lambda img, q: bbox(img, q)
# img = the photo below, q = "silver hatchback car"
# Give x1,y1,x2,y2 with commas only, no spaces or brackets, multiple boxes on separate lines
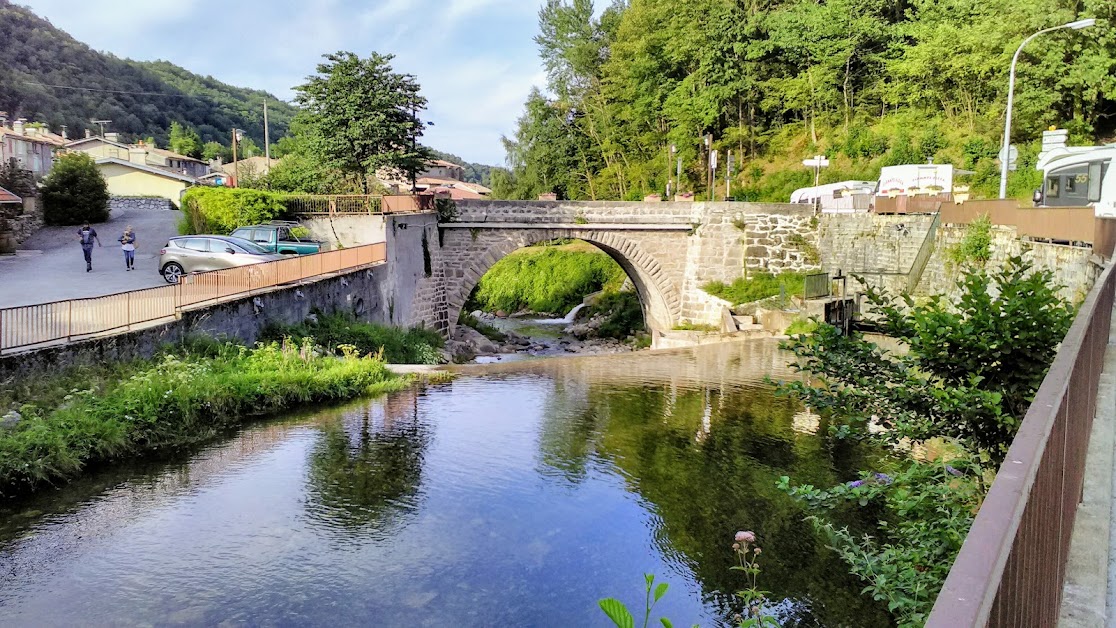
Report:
159,235,285,283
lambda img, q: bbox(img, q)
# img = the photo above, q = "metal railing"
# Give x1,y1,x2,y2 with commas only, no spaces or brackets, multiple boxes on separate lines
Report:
0,243,387,355
905,211,941,294
280,195,383,216
926,260,1116,627
804,273,831,300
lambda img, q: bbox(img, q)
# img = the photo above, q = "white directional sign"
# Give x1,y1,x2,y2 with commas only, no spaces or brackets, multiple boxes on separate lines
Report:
803,156,830,168
998,145,1019,171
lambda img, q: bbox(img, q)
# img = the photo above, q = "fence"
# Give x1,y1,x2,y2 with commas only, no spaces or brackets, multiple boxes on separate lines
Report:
926,260,1116,627
0,243,387,355
940,201,1096,244
281,195,382,216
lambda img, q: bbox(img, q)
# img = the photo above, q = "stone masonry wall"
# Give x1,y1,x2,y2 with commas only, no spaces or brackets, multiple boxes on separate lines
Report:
11,196,43,244
917,225,1100,303
817,213,937,294
384,212,448,333
109,196,176,213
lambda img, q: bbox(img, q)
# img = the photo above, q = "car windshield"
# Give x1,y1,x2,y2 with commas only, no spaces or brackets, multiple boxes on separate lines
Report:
224,237,272,255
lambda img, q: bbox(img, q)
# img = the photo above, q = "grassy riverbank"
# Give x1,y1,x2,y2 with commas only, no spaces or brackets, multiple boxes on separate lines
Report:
0,337,411,496
469,242,625,315
261,313,444,365
704,271,806,305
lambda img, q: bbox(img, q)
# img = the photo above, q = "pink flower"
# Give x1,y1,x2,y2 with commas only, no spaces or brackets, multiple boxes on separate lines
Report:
735,530,756,543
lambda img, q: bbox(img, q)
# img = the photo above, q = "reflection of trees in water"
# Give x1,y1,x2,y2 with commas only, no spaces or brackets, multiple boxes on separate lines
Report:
535,375,890,627
304,391,431,537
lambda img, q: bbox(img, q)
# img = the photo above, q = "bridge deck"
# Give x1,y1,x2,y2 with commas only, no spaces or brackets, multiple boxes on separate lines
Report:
440,222,694,231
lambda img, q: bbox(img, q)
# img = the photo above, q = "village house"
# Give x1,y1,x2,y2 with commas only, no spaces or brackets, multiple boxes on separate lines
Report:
65,134,210,178
0,116,58,178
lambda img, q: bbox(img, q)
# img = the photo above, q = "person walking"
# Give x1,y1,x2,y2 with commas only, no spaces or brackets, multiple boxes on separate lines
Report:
77,223,101,272
119,225,137,271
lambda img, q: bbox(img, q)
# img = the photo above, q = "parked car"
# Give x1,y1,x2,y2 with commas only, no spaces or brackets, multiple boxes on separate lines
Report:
159,235,285,284
229,222,323,255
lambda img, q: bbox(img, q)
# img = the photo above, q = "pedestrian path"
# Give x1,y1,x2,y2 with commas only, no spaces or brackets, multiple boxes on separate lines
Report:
0,206,179,308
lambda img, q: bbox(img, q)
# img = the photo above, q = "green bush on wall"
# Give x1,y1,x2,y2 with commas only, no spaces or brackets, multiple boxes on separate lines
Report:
179,187,291,235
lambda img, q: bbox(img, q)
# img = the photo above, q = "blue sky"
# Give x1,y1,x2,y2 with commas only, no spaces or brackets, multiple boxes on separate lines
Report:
21,0,549,165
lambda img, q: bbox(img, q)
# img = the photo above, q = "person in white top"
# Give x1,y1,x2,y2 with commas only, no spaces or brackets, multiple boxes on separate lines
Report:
119,225,137,271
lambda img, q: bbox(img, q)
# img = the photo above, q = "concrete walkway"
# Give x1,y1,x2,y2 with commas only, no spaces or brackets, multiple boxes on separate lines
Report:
1059,305,1116,626
0,206,180,308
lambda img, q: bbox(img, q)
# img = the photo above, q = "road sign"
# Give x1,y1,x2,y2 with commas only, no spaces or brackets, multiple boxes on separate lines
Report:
998,145,1019,171
802,156,830,168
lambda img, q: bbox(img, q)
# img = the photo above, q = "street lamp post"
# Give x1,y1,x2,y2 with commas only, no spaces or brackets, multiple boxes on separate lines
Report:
999,18,1095,199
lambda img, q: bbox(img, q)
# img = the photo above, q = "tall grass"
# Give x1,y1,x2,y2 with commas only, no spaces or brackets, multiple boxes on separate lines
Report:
703,272,807,305
0,338,407,496
261,312,444,365
470,246,626,314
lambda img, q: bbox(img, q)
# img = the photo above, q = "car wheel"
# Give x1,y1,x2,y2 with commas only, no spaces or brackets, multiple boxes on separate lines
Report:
162,262,185,284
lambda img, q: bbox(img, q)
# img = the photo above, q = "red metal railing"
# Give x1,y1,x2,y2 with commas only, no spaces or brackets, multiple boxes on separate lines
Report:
0,242,387,355
926,261,1116,627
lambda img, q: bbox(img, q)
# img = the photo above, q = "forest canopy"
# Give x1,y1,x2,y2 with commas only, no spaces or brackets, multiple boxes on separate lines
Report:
493,0,1116,202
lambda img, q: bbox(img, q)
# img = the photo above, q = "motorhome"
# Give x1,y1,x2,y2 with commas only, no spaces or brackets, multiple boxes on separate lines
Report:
876,164,954,198
789,180,875,212
1035,144,1116,216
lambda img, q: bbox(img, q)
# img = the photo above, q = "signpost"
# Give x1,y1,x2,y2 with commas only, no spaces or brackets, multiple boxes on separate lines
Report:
802,155,830,213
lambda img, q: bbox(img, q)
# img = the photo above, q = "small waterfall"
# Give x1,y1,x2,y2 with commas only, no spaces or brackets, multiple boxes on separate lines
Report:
537,303,588,325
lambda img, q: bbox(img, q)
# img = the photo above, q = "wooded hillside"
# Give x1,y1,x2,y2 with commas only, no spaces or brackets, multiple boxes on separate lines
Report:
0,1,295,148
494,0,1116,202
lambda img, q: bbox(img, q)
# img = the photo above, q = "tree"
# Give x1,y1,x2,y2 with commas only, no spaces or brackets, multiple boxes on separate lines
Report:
293,51,430,188
41,153,110,225
202,141,230,162
168,121,202,158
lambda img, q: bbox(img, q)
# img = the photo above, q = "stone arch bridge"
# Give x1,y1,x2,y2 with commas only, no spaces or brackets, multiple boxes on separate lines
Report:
376,200,821,335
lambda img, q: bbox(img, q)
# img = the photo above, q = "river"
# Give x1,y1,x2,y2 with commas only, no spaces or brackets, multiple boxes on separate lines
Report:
0,340,890,627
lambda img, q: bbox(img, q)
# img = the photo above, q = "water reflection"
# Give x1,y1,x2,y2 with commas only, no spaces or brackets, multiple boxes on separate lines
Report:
304,391,431,539
0,340,889,627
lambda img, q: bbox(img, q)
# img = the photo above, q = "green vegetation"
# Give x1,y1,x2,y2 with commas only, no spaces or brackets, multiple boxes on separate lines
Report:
672,321,719,332
293,52,430,189
704,272,807,306
179,187,291,235
494,0,1114,202
948,213,994,268
168,121,203,159
0,338,408,496
588,290,646,339
40,153,109,225
783,318,819,336
776,256,1074,625
261,313,444,365
470,244,625,314
0,4,295,148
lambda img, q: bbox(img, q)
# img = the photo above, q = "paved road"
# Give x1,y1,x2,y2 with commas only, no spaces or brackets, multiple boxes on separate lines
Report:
0,206,181,308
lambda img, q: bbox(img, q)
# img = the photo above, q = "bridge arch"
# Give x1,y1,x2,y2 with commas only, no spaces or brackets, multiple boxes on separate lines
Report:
445,228,682,334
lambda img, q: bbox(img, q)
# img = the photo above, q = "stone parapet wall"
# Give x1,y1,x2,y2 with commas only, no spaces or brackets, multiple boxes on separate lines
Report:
11,197,43,244
109,197,176,213
453,199,811,225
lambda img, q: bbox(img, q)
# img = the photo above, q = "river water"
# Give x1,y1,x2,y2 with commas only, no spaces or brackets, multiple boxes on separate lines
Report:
0,340,890,627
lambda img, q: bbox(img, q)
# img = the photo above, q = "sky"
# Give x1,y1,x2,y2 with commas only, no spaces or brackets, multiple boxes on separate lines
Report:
20,0,550,166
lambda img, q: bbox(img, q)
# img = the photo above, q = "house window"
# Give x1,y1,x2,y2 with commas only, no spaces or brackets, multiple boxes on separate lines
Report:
1046,176,1060,198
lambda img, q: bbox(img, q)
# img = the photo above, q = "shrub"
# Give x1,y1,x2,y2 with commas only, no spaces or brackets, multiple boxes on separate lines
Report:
180,186,291,234
590,290,645,339
41,153,110,225
948,214,992,268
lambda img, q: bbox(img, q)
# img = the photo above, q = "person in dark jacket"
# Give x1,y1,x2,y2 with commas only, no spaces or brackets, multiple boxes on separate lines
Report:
77,223,101,272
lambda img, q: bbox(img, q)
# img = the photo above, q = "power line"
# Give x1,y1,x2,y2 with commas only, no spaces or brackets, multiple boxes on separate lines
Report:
18,81,190,98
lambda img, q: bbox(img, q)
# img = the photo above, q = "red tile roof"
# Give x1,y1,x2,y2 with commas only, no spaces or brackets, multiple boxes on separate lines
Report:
0,185,22,204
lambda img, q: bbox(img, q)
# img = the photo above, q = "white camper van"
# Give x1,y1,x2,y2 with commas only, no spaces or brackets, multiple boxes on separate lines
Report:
1035,145,1116,216
876,164,954,197
789,180,875,212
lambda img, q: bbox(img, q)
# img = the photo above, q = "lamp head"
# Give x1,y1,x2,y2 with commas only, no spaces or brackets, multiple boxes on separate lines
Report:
1066,18,1096,29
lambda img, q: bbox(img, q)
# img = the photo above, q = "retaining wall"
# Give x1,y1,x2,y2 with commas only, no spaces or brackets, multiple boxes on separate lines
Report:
109,197,176,213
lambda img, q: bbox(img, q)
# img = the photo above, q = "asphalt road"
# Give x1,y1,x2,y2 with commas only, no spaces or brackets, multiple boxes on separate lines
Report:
0,206,181,308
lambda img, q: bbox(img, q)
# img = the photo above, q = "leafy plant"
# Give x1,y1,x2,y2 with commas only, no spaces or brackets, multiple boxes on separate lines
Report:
599,574,672,628
782,318,817,336
261,312,444,365
590,290,646,339
179,186,291,234
947,214,992,268
40,152,109,225
704,272,806,306
469,245,625,314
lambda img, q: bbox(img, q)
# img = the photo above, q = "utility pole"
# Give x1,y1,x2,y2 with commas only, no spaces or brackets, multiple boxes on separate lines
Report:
676,156,682,199
704,134,713,200
231,128,242,188
263,100,271,175
709,149,719,201
666,144,675,198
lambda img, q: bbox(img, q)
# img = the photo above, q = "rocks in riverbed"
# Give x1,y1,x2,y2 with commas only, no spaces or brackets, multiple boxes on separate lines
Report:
566,314,606,340
1,409,21,429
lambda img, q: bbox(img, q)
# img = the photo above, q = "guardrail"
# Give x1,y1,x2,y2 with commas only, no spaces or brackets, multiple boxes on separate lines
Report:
927,260,1116,627
0,243,386,355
